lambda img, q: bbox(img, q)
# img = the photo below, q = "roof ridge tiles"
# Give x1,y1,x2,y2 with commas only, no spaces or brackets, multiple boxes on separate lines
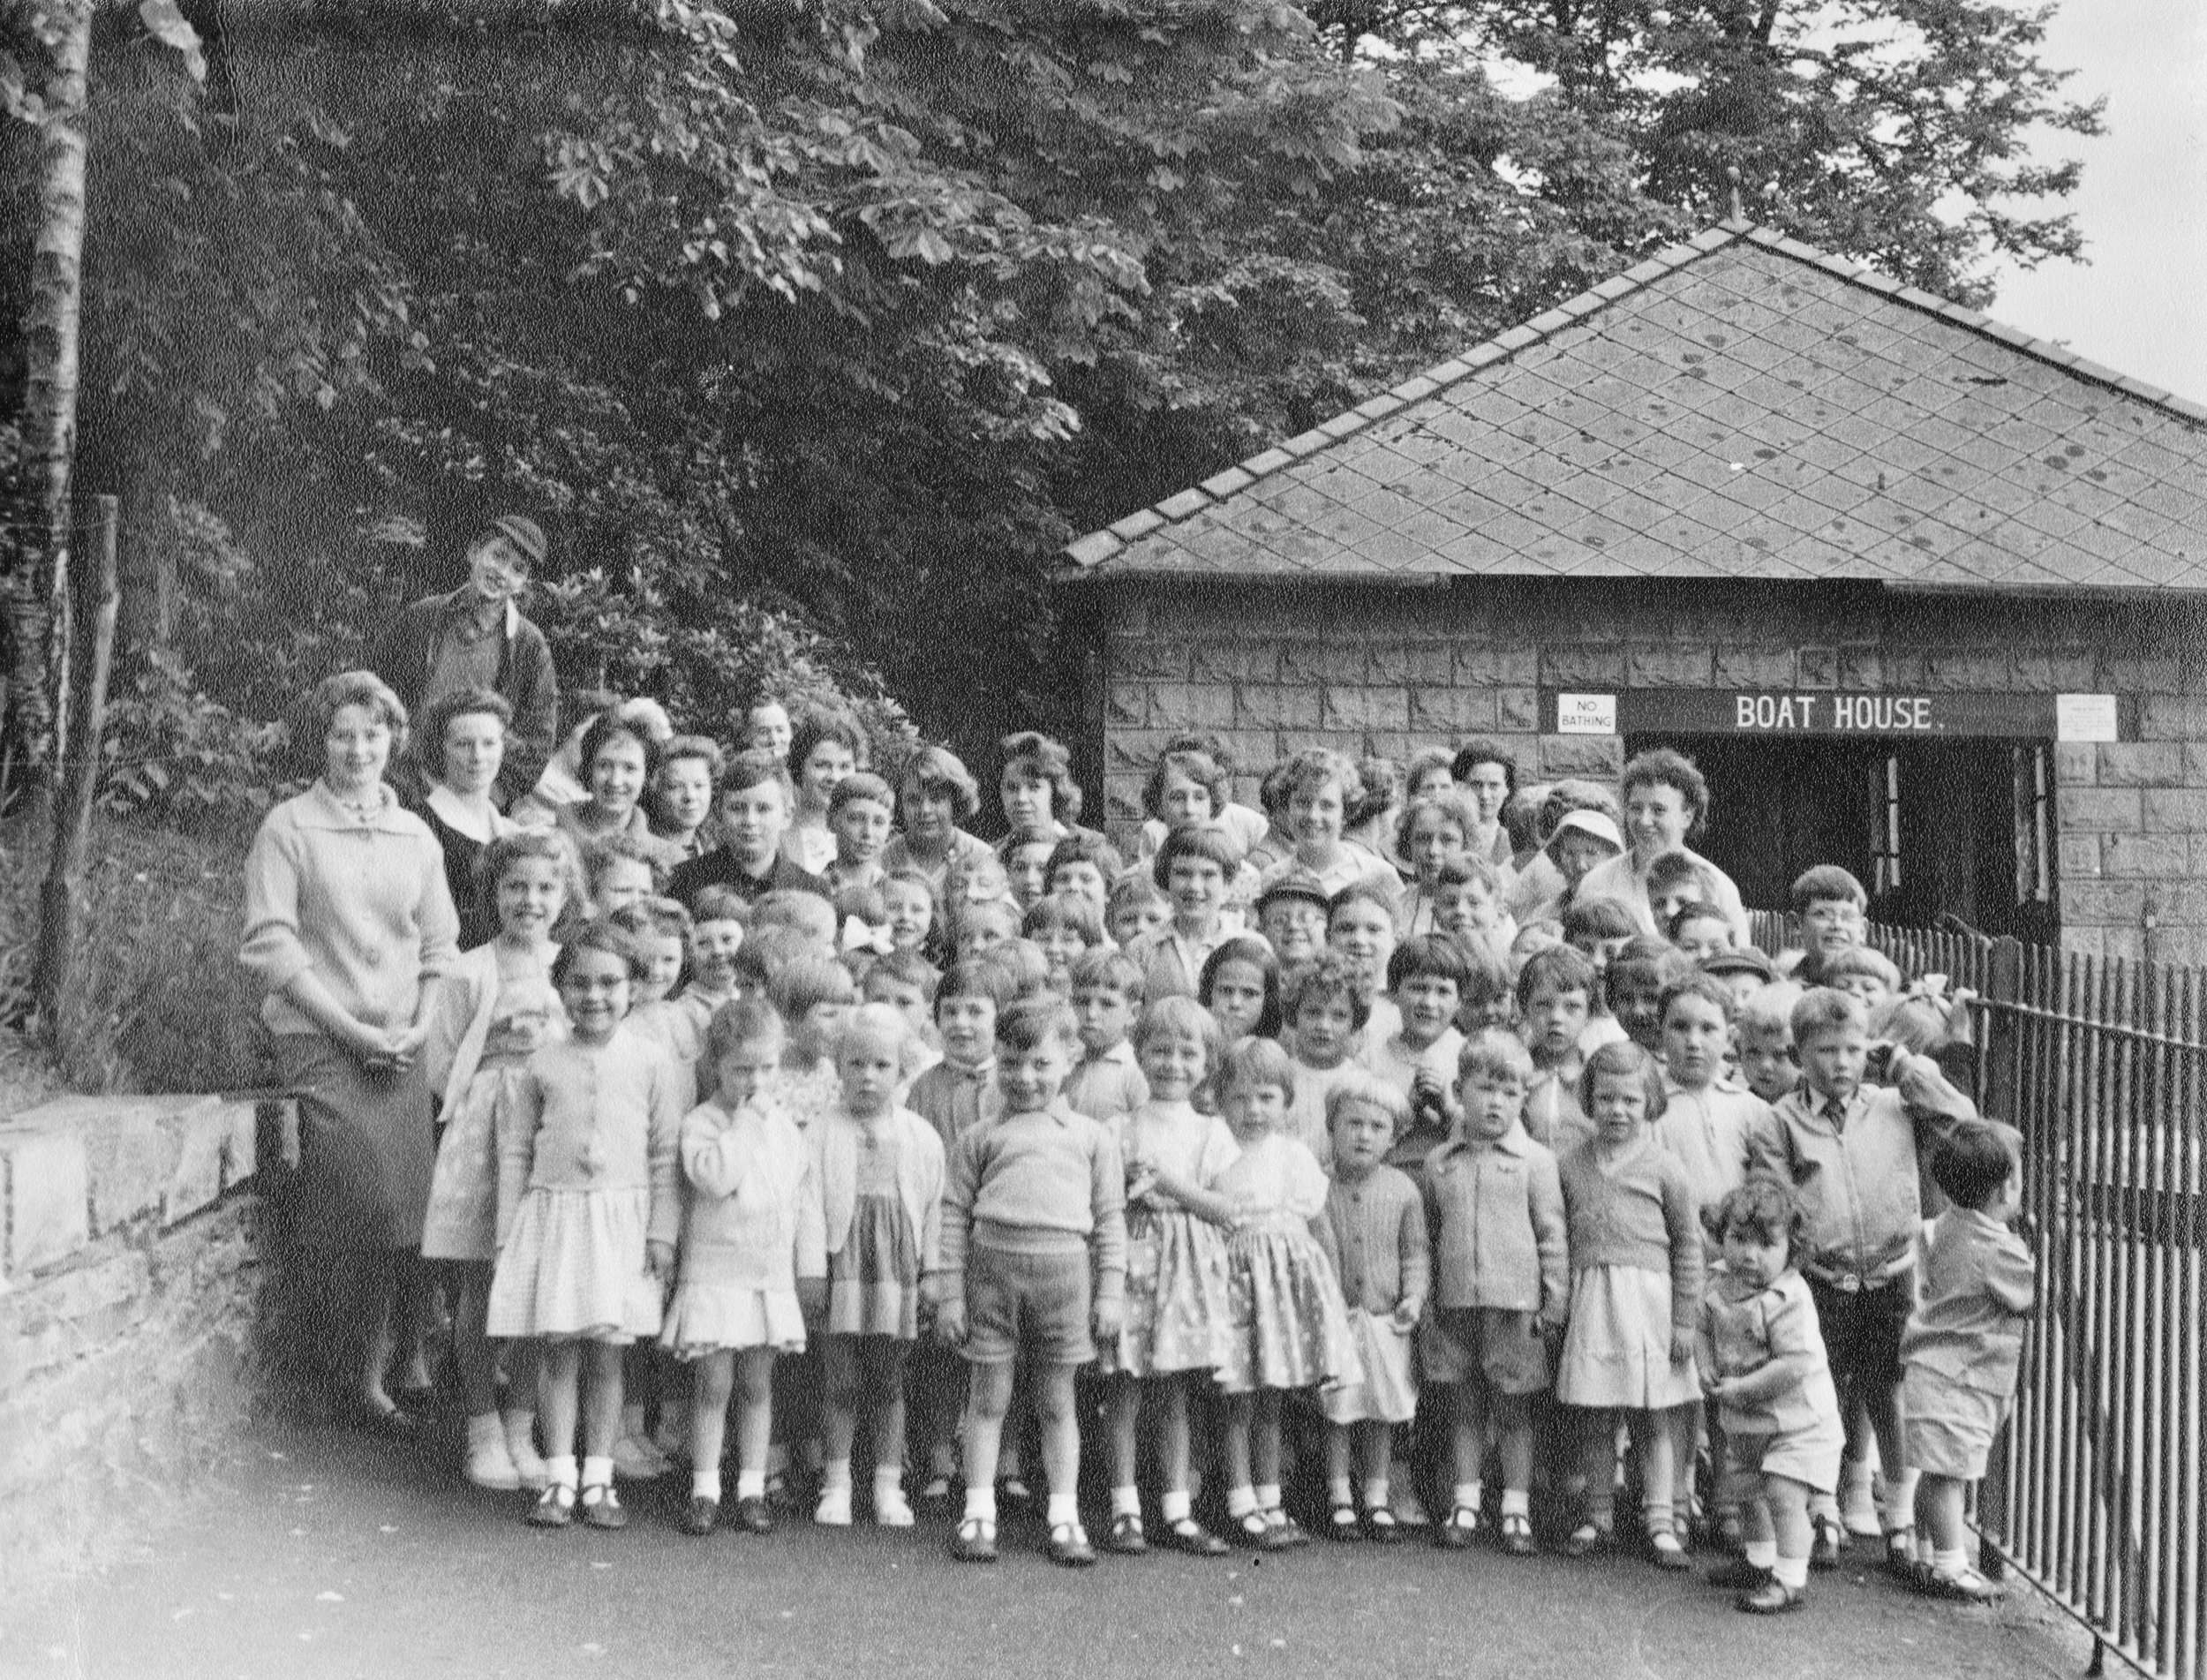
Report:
1060,220,2207,579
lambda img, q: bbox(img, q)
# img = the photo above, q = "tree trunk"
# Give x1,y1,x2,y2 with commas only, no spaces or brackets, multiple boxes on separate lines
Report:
1,0,94,825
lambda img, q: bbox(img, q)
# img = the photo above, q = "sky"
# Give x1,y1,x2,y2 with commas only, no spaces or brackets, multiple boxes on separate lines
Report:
1985,0,2207,403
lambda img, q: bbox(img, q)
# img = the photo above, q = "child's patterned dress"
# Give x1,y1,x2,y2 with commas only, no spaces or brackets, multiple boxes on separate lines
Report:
1107,1100,1239,1377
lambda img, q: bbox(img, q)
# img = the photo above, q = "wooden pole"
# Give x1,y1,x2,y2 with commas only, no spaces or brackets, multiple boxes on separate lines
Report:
33,493,118,1044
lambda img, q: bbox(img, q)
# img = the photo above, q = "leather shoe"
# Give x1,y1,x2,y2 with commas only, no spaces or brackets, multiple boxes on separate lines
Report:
733,1495,775,1534
1048,1522,1098,1567
680,1496,719,1537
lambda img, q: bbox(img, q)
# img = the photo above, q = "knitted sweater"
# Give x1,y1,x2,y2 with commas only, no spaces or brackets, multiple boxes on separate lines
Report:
1325,1164,1431,1316
1556,1133,1704,1335
938,1101,1128,1312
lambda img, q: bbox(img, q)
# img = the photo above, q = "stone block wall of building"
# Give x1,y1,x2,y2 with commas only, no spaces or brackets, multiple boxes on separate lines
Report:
1,1094,279,1588
1084,576,2207,963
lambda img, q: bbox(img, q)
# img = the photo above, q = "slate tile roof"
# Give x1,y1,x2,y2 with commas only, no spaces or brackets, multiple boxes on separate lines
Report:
1060,222,2207,591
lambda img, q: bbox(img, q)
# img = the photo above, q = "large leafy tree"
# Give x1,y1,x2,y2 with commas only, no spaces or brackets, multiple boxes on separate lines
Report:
13,0,2095,797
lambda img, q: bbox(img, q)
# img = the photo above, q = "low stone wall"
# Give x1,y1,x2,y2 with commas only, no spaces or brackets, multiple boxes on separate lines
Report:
0,1093,281,1586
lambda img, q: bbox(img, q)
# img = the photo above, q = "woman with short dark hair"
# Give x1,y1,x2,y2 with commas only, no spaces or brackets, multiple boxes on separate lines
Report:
414,686,516,949
1576,749,1750,944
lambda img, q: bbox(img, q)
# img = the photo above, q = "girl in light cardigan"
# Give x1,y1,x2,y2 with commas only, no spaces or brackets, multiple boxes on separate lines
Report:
486,923,682,1532
802,1005,946,1528
662,998,825,1539
1554,1041,1705,1567
420,831,569,1494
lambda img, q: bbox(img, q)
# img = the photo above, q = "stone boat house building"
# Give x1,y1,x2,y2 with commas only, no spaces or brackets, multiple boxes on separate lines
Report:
1057,220,2207,961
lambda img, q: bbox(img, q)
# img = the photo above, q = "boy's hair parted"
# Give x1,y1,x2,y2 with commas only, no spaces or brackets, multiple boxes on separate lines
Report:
1386,931,1474,994
722,746,795,799
1790,864,1869,913
1458,1026,1535,1089
1658,970,1737,1026
1562,895,1639,945
1217,1033,1297,1106
1326,1066,1410,1135
1701,1173,1810,1253
704,996,785,1066
1929,1119,2023,1210
1578,1039,1669,1120
766,952,858,1021
1199,935,1283,1037
1515,942,1598,1010
1068,945,1145,1002
1282,950,1372,1030
552,917,644,984
938,955,1021,1013
994,994,1079,1055
862,947,941,1003
1789,985,1869,1046
1150,821,1244,889
828,769,896,818
1132,992,1223,1065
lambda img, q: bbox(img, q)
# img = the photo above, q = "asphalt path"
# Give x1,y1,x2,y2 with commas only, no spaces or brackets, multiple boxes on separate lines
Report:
11,1424,2094,1680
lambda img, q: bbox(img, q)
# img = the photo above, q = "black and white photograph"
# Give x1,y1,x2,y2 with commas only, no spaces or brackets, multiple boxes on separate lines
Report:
1,1,2201,1674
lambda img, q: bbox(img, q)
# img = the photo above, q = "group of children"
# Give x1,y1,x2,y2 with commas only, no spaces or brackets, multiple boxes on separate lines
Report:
416,715,2036,1616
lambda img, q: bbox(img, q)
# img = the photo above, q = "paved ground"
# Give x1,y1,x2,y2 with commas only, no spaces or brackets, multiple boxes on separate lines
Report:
11,1424,2095,1680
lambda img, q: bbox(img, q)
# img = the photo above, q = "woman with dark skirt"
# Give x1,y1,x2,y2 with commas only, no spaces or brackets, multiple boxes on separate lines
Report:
243,669,462,1432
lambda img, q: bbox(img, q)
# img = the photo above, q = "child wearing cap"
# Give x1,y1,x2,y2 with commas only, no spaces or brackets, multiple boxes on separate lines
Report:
1255,872,1331,968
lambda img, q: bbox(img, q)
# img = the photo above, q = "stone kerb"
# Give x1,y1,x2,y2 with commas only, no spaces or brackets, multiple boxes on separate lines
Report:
2,1093,282,1586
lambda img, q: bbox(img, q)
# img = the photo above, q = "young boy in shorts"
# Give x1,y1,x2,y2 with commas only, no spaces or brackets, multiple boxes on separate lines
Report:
1420,1028,1567,1555
938,998,1128,1567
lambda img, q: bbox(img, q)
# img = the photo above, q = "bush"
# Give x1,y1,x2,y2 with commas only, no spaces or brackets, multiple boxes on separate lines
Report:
98,647,285,823
0,815,267,1096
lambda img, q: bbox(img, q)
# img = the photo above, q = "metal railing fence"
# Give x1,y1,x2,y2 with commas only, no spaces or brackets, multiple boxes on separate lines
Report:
1748,912,2205,1678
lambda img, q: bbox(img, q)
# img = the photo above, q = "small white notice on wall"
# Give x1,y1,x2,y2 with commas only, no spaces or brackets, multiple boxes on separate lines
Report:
1556,693,1619,735
2055,694,2119,742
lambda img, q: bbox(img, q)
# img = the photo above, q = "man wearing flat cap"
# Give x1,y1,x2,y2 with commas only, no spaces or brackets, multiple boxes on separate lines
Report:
371,513,561,806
